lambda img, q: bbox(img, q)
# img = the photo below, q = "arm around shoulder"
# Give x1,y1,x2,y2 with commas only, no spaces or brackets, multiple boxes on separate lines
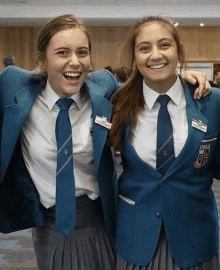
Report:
86,69,119,99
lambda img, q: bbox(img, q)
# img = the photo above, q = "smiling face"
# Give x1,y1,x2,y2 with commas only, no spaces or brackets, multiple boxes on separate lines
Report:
135,22,178,94
41,27,91,98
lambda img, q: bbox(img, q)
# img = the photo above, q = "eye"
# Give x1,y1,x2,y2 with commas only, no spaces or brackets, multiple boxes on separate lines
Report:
139,46,150,52
160,43,171,49
57,50,68,56
77,49,90,57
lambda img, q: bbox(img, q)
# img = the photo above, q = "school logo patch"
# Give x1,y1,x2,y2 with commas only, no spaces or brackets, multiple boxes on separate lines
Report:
194,144,210,169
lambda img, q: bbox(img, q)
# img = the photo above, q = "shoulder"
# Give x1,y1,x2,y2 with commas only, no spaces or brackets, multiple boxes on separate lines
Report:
0,65,32,78
205,88,220,111
86,69,119,99
0,66,41,106
199,87,220,104
0,66,35,87
182,80,220,104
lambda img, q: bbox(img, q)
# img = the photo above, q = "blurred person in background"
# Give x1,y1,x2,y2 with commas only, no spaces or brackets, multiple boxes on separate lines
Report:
115,66,131,87
209,70,220,88
104,65,115,75
2,54,15,68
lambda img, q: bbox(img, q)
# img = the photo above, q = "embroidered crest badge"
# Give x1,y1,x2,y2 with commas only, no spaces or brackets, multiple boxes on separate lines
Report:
194,144,210,169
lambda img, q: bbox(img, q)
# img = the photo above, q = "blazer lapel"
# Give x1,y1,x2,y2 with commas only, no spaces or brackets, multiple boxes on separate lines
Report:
85,80,113,172
166,81,208,178
1,83,41,179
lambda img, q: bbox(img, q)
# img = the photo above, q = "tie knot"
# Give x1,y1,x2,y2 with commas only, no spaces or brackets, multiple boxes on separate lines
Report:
157,94,170,108
56,98,74,111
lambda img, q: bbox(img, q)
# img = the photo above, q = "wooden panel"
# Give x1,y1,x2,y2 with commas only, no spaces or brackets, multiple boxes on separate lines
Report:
178,26,220,62
89,26,129,70
0,25,220,71
90,26,220,70
0,28,8,70
0,26,40,71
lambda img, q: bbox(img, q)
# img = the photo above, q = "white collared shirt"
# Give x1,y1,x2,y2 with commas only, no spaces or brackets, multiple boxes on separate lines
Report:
20,81,99,209
131,76,188,169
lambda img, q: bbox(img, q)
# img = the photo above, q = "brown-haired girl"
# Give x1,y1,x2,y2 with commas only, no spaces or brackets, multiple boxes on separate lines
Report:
0,14,118,270
110,16,220,270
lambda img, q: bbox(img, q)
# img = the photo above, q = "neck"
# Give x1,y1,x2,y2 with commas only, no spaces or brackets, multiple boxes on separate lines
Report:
144,74,177,94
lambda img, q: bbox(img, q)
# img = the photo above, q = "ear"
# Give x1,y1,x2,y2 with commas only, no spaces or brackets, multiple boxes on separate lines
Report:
39,60,47,71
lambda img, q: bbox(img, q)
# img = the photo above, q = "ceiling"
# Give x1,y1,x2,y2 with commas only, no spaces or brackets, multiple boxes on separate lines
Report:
0,0,220,27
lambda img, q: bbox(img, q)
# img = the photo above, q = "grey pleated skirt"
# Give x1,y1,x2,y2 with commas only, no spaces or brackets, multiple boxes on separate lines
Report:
116,227,219,270
32,195,116,270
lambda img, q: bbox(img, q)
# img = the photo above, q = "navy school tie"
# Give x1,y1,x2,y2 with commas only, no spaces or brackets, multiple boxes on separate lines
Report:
55,98,75,236
156,94,175,175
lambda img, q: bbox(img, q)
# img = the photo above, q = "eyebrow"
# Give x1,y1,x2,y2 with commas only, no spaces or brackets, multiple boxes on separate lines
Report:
136,38,174,48
54,46,89,51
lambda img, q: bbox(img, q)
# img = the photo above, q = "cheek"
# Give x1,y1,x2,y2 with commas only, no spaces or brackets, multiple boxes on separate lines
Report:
172,50,179,62
171,55,178,69
135,54,145,68
46,61,62,77
85,57,92,70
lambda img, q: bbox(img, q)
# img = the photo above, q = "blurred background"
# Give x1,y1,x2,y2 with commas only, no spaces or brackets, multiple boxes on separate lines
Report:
0,0,220,78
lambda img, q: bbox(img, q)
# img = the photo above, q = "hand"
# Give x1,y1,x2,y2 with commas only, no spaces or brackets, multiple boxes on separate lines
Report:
180,71,211,99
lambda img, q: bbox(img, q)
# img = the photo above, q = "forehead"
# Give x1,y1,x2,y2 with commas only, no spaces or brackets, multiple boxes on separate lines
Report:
135,22,174,44
49,27,89,48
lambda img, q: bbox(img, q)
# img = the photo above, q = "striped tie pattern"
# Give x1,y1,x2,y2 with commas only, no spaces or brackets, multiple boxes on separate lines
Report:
156,94,175,175
55,98,75,236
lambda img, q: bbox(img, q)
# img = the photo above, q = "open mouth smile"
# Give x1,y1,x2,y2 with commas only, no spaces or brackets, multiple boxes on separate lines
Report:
148,64,167,69
63,72,81,80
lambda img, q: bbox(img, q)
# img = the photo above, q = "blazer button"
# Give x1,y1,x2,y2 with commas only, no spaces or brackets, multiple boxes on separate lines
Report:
155,212,161,218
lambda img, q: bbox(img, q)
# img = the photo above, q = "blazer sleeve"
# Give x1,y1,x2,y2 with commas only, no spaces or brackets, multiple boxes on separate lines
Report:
86,69,119,100
212,132,220,179
210,91,220,179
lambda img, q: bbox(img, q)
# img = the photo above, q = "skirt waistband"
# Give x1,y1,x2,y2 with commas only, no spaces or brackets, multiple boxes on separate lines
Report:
45,195,106,230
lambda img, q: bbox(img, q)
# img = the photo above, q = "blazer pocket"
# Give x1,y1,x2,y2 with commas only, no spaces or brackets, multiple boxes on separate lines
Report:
188,198,218,249
116,194,135,248
118,194,135,205
201,137,217,144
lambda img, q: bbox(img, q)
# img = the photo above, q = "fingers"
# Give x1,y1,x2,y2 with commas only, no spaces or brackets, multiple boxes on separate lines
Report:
181,71,197,85
180,71,211,99
194,78,211,99
192,73,210,99
203,80,211,97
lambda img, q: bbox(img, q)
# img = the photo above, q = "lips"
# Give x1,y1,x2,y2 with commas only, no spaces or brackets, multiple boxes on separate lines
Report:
63,72,81,80
148,64,166,69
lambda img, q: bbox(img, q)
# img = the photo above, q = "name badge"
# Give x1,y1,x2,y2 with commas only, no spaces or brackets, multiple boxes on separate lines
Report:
95,115,112,129
191,119,207,133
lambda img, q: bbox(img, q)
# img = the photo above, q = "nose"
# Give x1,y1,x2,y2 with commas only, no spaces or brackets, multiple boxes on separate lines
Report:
150,47,162,60
69,53,80,66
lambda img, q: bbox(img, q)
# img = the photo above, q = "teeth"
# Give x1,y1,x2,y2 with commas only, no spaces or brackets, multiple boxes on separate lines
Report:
149,64,166,69
64,72,80,77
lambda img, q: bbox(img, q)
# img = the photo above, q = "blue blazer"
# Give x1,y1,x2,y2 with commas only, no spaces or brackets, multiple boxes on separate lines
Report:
116,81,220,268
0,66,118,239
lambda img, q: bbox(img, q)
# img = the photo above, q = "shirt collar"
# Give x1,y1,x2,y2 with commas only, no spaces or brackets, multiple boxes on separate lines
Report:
42,80,87,111
143,76,183,111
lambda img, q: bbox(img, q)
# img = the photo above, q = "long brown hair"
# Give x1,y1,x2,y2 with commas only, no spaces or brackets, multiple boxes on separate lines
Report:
109,16,186,151
34,14,93,84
